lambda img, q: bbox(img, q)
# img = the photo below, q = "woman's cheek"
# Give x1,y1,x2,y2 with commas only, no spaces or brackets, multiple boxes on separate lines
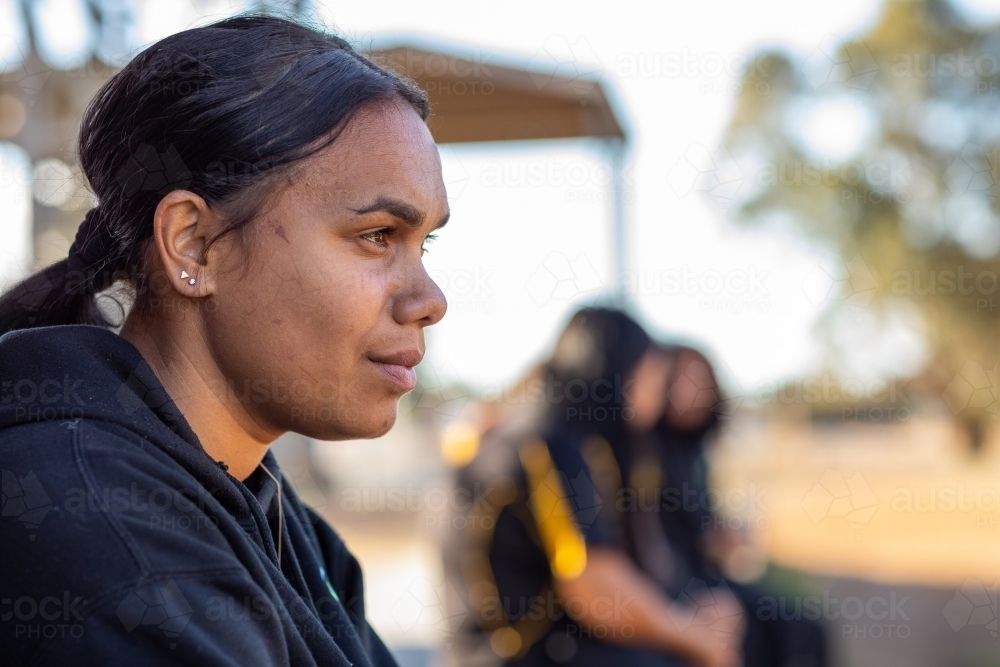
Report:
237,250,305,314
351,264,393,313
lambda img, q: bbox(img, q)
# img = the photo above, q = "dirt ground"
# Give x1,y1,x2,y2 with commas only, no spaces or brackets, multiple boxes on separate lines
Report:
275,415,1000,666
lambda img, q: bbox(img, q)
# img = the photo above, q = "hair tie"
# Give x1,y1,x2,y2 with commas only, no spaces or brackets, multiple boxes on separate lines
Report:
66,207,117,293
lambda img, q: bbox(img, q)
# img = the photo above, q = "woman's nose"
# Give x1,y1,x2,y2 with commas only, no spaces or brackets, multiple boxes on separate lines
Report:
393,264,448,327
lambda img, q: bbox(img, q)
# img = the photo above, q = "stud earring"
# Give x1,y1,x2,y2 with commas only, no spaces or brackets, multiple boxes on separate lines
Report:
180,270,196,286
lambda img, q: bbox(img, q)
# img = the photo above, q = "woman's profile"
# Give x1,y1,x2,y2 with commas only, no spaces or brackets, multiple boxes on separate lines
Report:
0,15,447,667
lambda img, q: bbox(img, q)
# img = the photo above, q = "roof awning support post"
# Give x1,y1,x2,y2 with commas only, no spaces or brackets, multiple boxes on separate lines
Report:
607,137,629,303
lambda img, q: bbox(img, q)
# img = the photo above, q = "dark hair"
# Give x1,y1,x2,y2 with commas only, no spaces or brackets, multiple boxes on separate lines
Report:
545,307,652,439
0,14,428,334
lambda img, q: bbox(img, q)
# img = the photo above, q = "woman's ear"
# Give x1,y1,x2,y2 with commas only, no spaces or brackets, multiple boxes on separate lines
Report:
152,190,217,297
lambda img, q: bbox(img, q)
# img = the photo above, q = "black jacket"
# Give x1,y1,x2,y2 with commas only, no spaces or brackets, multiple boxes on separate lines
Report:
0,325,397,667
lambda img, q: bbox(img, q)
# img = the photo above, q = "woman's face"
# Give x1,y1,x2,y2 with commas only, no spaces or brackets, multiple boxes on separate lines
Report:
626,349,673,433
664,352,718,432
203,100,448,441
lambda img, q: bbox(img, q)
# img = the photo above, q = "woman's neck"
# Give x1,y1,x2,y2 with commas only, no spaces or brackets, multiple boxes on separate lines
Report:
120,311,279,481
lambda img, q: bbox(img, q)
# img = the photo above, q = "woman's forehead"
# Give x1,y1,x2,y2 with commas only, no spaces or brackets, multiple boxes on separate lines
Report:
298,103,444,203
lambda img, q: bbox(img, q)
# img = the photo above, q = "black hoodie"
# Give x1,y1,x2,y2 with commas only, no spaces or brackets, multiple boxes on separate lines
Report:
0,324,398,667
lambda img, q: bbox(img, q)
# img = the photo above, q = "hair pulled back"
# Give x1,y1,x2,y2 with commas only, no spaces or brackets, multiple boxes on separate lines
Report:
0,14,428,334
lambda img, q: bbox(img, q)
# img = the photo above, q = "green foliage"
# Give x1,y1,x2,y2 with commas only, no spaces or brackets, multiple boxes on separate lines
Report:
722,0,999,441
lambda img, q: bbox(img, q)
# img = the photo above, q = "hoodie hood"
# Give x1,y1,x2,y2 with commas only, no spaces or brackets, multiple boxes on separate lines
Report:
1,324,196,440
0,324,396,667
0,324,251,518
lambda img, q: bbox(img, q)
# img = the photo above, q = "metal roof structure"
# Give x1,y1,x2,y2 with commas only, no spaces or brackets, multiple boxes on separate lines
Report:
0,18,634,288
367,42,627,144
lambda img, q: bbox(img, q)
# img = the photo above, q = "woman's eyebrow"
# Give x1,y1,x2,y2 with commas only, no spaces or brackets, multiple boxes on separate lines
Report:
351,196,424,227
351,196,450,230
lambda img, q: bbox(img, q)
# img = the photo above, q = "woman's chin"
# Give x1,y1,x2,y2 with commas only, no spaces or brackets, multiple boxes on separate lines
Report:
356,411,397,439
291,405,398,441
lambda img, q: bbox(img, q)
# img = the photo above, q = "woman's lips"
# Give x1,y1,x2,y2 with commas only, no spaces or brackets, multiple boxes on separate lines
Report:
372,361,417,391
368,350,422,391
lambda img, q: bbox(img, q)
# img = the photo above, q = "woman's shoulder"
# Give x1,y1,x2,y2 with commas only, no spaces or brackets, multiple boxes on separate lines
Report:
2,417,245,594
1,416,268,663
0,324,166,431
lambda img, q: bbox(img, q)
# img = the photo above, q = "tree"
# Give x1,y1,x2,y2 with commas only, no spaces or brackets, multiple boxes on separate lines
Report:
721,0,999,448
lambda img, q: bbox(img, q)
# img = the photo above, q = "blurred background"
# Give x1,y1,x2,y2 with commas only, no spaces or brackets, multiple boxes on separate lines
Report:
1,0,998,665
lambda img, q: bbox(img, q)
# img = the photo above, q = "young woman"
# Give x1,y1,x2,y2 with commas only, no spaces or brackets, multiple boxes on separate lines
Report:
445,308,743,667
644,346,828,667
0,16,447,667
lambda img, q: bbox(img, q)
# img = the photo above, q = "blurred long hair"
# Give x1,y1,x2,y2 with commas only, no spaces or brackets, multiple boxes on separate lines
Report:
541,307,653,445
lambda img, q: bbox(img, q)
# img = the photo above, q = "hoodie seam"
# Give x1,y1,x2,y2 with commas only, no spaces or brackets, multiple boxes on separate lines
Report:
64,413,207,461
68,421,270,576
71,421,155,574
26,567,254,667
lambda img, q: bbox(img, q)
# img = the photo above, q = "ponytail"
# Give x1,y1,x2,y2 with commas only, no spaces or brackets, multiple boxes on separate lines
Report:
0,208,120,334
0,14,427,337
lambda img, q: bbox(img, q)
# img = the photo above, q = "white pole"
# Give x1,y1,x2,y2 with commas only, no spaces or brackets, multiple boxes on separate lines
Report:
608,138,628,302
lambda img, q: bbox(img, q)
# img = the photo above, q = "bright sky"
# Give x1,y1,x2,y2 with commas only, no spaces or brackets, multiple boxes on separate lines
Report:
318,0,887,393
14,0,1000,392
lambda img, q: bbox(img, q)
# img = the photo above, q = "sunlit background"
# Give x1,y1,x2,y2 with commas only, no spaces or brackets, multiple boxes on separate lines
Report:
1,1,998,666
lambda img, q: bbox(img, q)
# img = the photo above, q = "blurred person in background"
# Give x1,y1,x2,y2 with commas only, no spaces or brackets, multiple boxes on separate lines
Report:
445,307,744,667
626,346,828,667
0,14,447,667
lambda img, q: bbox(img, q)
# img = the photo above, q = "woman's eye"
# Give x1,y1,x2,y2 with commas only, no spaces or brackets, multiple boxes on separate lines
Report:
361,229,390,247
